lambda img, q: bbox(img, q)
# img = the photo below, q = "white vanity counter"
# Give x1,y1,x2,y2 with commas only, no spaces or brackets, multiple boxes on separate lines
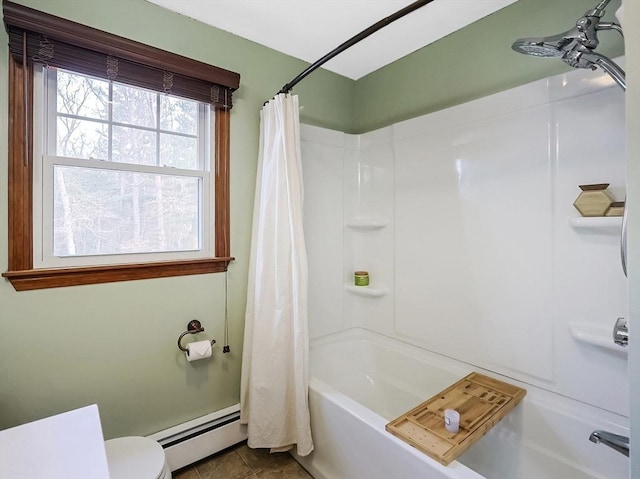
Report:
0,404,111,479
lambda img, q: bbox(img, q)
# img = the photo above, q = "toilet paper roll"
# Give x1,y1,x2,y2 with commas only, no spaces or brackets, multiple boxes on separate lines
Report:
185,340,212,362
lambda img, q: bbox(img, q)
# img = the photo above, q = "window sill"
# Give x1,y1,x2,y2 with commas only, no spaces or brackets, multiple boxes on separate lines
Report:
2,257,234,291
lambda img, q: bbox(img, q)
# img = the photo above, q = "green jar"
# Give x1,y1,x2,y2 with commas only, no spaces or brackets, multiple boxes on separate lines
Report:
354,271,369,286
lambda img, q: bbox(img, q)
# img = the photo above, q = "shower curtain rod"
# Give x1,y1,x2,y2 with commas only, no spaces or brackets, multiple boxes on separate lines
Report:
273,0,435,97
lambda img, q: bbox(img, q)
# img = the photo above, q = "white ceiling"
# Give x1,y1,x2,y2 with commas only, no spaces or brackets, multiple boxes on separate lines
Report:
146,0,518,80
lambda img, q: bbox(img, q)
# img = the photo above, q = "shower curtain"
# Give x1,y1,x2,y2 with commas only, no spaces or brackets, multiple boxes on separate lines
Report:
240,93,313,456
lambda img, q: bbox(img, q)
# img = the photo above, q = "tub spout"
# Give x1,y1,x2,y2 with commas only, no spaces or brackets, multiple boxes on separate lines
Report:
589,430,629,457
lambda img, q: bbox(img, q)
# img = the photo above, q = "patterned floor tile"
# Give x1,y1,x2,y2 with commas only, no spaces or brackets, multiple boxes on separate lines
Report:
195,448,255,479
236,444,295,473
172,467,201,479
170,442,313,479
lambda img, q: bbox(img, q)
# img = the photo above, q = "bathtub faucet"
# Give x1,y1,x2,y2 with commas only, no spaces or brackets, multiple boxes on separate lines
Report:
589,430,629,457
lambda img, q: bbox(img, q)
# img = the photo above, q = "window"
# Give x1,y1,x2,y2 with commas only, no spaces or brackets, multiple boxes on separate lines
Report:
35,68,213,268
2,1,240,290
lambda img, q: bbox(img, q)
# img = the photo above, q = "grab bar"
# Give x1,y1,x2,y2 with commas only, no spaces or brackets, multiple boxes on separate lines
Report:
621,197,628,277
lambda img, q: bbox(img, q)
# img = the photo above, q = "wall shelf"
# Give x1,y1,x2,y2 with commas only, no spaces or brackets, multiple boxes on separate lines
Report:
344,284,388,298
345,217,389,231
568,216,622,234
569,321,626,354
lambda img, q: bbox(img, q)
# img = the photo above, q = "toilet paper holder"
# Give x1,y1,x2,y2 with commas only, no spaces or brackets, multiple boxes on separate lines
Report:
178,320,216,353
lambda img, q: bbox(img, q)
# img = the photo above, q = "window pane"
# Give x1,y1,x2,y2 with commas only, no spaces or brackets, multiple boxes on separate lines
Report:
160,95,197,134
160,133,198,169
112,125,156,166
56,70,109,120
113,83,157,128
57,117,108,159
53,166,200,257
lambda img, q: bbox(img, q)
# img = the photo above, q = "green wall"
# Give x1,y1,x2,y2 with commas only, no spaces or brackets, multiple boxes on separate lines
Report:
0,0,354,438
354,0,624,133
0,0,627,439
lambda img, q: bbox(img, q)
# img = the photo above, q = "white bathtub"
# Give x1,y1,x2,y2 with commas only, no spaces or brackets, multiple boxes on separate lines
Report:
293,328,629,479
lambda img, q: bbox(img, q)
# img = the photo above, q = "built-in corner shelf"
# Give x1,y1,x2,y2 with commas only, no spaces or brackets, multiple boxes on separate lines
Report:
568,216,622,234
345,217,389,231
569,321,626,354
344,284,389,298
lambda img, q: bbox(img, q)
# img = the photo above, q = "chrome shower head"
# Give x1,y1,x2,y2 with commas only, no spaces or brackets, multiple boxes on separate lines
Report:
511,25,585,61
511,39,566,58
511,0,625,91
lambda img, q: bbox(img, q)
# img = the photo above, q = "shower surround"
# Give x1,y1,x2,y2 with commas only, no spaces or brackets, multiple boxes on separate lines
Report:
299,62,629,477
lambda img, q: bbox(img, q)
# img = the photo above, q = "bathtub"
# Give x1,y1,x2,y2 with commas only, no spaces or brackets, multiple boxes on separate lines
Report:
293,328,629,479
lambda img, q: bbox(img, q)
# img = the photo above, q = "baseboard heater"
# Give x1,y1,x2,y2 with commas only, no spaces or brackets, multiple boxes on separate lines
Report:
147,404,247,471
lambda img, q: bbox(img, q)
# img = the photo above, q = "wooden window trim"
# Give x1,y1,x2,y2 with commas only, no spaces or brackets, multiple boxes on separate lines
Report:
3,259,235,292
3,54,234,291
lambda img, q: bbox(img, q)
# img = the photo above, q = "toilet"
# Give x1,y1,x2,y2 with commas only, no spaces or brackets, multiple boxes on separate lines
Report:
105,436,172,479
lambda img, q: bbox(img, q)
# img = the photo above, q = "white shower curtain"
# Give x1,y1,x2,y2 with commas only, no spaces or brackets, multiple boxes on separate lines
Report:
240,93,313,456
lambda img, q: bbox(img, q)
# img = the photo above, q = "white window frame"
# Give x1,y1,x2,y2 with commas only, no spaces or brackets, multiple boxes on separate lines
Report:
33,66,215,269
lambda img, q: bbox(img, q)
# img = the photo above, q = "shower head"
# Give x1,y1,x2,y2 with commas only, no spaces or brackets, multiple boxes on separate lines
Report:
512,39,566,58
511,27,581,59
511,0,626,90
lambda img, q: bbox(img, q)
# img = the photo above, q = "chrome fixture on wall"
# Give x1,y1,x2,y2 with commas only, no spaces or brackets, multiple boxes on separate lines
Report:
589,430,629,456
177,320,216,354
512,0,626,90
613,317,628,347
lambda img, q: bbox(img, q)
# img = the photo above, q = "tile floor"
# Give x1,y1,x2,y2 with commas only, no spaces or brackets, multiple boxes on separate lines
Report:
172,442,313,479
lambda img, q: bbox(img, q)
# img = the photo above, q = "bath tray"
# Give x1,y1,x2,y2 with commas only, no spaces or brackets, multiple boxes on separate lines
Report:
385,372,526,466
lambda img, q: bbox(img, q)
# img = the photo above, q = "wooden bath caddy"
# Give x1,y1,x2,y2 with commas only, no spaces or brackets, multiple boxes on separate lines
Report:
385,372,526,466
